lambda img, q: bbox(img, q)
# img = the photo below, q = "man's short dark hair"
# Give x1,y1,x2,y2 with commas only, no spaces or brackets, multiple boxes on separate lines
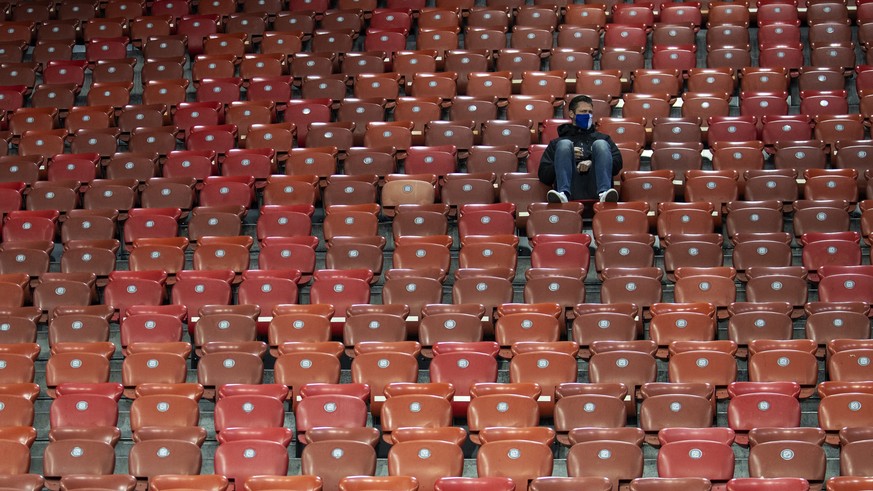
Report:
569,95,594,112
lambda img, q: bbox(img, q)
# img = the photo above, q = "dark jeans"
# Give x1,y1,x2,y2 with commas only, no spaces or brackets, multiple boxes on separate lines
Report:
552,139,614,197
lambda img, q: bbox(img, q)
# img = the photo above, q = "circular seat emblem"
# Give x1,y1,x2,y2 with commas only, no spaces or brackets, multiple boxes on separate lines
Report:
536,358,549,368
476,282,488,291
157,402,169,412
244,448,256,458
777,357,790,367
71,447,84,457
521,319,533,329
76,401,89,411
457,358,469,368
598,449,612,459
549,282,559,291
223,359,235,368
616,358,629,368
333,284,345,293
758,401,771,411
850,401,862,411
689,448,703,459
369,321,380,329
70,359,83,368
378,359,390,368
147,359,159,368
670,402,682,412
754,319,766,328
858,357,870,367
497,402,509,412
696,357,709,368
157,447,171,458
780,449,795,460
418,448,431,459
444,319,456,329
676,319,687,328
405,284,417,292
300,359,312,369
508,448,521,459
293,320,305,329
324,402,337,413
625,282,637,291
598,320,611,329
583,402,595,412
243,402,255,413
409,402,422,412
845,280,856,289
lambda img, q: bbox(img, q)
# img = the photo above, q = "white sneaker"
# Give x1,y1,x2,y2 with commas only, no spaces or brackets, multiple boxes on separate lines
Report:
547,189,568,203
599,188,619,203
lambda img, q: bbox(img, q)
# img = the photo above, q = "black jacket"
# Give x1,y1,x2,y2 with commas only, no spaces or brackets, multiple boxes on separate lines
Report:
537,123,623,200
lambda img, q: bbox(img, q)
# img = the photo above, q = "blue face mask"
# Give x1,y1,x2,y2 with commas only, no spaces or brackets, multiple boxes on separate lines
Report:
574,113,593,130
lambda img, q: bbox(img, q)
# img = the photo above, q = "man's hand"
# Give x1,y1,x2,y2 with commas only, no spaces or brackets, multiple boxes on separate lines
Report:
577,160,592,173
573,146,584,161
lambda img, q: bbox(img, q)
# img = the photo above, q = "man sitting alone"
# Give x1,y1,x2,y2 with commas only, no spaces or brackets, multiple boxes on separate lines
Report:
537,95,622,203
